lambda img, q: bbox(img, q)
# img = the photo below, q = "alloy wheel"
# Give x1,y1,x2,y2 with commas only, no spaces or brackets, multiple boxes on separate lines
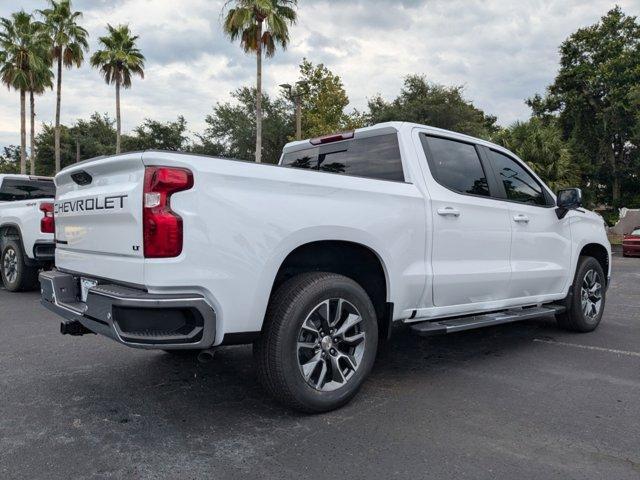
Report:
3,248,18,284
581,269,602,320
296,298,366,392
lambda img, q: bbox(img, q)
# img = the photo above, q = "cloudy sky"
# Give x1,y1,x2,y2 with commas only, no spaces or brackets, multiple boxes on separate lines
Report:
1,0,638,148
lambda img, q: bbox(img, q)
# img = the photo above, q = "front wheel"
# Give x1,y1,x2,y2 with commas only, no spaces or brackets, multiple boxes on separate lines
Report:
254,272,378,413
556,256,606,332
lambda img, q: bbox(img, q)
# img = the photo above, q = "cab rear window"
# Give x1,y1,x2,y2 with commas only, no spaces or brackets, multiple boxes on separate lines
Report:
0,179,55,201
280,134,405,182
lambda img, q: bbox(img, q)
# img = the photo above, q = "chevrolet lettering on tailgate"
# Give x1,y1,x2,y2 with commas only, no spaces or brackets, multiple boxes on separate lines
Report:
54,194,128,215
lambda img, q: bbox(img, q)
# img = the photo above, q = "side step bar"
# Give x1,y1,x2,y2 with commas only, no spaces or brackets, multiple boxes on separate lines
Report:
409,305,565,337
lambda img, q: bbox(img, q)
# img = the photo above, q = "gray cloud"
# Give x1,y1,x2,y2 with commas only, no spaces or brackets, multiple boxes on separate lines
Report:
1,0,639,148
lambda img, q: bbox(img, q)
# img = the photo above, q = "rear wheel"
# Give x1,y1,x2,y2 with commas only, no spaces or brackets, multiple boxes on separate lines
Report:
1,239,39,292
556,256,606,332
254,272,378,413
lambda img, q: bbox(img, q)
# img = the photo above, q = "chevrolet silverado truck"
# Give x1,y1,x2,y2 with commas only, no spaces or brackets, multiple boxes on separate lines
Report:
40,122,611,412
0,174,55,291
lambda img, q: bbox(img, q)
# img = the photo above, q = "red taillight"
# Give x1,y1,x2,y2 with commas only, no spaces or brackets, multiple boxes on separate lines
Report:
143,166,193,258
40,202,54,234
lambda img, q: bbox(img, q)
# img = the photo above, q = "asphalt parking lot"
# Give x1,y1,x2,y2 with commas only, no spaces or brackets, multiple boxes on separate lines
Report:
1,255,639,480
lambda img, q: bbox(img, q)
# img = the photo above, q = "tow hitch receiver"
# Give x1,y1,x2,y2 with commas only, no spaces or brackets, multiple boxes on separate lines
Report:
60,319,95,336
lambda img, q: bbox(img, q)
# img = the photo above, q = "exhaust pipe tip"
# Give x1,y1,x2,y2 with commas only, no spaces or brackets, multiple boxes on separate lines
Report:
197,349,216,364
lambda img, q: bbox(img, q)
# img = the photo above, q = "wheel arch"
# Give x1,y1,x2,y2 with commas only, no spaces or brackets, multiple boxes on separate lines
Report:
0,222,23,249
579,243,609,285
268,239,393,339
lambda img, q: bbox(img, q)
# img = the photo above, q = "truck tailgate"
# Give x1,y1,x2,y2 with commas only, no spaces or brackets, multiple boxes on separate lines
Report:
54,153,146,284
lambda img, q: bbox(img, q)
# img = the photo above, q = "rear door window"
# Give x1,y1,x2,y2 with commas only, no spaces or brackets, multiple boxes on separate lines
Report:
420,135,490,197
486,150,548,206
280,133,405,182
0,179,55,201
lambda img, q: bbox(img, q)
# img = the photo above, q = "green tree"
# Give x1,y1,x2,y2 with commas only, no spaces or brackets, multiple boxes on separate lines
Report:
0,11,50,174
91,24,145,154
0,146,21,174
496,118,580,194
368,75,499,139
122,116,189,152
529,7,640,207
33,122,73,175
39,0,89,173
295,59,365,138
71,112,117,160
195,86,292,163
222,0,297,163
34,113,117,175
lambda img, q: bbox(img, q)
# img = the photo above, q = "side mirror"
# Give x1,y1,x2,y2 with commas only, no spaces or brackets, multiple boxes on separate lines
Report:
556,188,582,219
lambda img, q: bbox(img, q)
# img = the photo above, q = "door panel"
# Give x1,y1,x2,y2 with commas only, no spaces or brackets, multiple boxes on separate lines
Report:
508,204,572,297
419,134,512,308
484,147,572,297
431,196,512,306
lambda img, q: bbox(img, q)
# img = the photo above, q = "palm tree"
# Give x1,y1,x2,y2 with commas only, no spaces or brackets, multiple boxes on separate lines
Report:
90,25,145,154
39,0,88,173
223,0,297,163
0,12,50,174
28,56,54,175
497,118,580,192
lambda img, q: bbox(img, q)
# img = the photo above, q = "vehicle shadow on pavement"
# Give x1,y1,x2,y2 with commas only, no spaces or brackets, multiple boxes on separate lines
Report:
44,315,564,422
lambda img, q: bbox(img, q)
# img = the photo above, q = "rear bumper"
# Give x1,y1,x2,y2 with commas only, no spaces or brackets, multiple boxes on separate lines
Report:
39,269,216,350
32,240,54,261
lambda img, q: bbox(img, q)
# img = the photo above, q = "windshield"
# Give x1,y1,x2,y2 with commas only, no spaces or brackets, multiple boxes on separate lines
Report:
631,229,640,236
0,179,55,201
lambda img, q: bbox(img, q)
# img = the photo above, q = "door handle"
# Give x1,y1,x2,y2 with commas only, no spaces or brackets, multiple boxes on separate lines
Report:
437,207,461,217
513,214,530,223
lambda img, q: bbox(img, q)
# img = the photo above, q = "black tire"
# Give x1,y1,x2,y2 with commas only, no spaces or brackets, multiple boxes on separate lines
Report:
254,272,378,413
556,256,606,333
1,239,39,292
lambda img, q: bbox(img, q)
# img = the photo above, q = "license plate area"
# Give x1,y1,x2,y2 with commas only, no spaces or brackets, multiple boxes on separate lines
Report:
80,278,98,302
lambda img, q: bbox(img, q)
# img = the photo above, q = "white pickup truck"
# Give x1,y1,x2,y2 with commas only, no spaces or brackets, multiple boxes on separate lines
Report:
0,174,55,291
40,122,611,412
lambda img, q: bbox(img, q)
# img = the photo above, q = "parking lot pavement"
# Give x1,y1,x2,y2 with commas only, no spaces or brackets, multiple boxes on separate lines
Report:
0,256,638,480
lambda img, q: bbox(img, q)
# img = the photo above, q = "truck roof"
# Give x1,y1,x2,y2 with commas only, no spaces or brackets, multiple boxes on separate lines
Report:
0,174,54,182
281,122,506,155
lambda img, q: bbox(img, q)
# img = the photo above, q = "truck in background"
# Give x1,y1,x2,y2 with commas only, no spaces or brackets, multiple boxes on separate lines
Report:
0,175,55,291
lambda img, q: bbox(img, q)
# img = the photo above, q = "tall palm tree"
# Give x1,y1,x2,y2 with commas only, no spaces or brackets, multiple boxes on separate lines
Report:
90,24,145,154
0,11,50,174
39,0,88,173
223,0,297,163
28,55,54,175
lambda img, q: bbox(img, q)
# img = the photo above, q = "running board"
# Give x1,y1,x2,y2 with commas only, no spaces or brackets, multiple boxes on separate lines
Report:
409,306,565,337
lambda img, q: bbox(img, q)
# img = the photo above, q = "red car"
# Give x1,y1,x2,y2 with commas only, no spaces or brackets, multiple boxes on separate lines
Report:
623,227,640,257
